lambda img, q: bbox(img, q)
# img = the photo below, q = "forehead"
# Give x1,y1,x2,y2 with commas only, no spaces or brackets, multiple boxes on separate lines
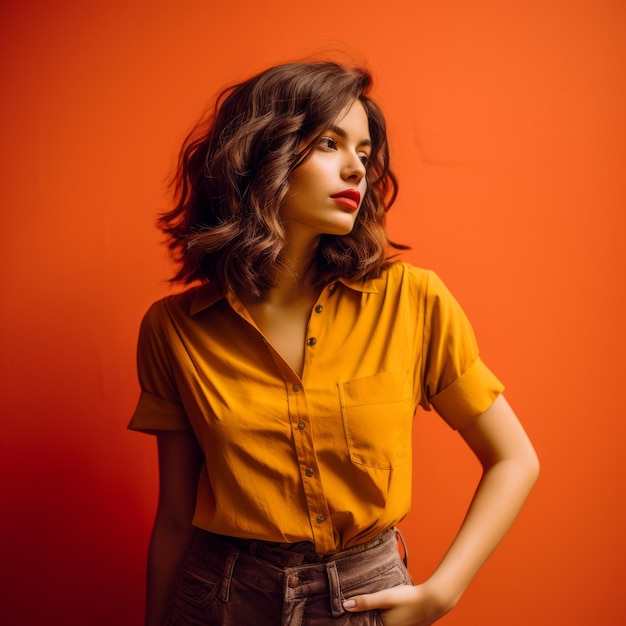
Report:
330,99,371,142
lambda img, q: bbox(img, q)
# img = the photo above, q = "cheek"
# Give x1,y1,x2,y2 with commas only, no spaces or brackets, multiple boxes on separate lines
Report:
288,171,315,198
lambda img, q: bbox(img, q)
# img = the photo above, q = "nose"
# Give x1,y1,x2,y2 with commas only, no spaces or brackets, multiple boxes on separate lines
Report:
342,152,366,184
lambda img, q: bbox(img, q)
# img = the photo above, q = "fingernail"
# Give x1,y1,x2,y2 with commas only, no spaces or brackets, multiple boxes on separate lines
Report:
343,599,356,609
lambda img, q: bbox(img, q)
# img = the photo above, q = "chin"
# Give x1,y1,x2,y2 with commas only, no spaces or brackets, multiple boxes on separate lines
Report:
325,225,355,237
326,217,358,236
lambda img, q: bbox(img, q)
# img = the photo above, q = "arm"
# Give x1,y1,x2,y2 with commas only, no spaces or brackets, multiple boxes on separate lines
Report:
145,430,204,626
343,395,540,626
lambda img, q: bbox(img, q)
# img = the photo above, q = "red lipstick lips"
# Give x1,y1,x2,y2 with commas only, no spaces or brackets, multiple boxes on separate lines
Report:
330,189,361,211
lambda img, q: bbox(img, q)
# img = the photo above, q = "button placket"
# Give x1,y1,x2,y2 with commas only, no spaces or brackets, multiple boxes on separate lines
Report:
305,293,329,355
282,294,335,553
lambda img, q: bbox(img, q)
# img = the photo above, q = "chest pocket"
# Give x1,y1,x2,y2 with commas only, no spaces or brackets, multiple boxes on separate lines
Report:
338,371,414,470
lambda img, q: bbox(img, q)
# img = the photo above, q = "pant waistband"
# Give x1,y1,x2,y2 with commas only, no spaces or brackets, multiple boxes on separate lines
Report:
195,528,397,568
183,526,411,619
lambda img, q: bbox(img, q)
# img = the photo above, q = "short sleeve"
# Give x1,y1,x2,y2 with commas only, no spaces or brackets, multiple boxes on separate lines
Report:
420,272,504,430
128,302,191,433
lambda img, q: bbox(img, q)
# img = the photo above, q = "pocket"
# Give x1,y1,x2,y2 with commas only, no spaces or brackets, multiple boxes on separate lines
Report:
167,562,224,626
339,371,414,469
342,561,410,596
344,561,412,626
176,567,221,607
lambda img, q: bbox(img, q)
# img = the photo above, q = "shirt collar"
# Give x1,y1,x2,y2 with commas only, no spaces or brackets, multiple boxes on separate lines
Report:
190,275,379,315
337,276,379,294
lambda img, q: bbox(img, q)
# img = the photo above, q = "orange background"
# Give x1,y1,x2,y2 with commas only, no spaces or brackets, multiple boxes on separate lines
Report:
1,1,624,624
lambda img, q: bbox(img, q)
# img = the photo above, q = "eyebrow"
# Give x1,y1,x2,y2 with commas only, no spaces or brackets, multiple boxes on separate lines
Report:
328,125,372,148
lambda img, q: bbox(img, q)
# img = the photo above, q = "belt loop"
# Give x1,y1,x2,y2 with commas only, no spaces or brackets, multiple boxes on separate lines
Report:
325,561,345,617
217,548,240,602
394,527,409,568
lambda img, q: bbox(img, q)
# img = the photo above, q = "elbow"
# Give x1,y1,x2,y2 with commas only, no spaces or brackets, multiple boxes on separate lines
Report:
527,447,541,487
514,444,540,495
153,500,197,536
152,512,196,539
487,444,540,495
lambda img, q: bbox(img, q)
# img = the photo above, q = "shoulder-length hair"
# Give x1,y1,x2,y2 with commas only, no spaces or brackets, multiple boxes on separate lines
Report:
160,61,402,295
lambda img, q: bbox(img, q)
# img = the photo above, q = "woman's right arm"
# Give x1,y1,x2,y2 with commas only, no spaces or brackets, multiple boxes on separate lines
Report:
145,430,204,626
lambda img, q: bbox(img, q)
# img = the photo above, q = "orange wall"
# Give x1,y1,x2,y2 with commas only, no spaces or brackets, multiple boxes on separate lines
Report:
1,1,624,624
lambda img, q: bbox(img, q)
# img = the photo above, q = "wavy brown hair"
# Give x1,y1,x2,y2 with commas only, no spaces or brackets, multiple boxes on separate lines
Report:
160,61,402,295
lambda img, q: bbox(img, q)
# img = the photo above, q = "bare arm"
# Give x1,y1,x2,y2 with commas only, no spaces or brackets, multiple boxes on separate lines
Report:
343,395,540,626
145,430,204,626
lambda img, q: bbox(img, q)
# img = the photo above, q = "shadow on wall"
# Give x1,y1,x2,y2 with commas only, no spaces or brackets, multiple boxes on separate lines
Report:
1,427,151,625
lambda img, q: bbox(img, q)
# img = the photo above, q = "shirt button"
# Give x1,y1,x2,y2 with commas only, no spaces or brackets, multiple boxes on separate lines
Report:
305,467,314,477
306,337,317,346
288,575,299,588
297,421,306,430
315,514,325,524
315,305,323,314
292,384,301,392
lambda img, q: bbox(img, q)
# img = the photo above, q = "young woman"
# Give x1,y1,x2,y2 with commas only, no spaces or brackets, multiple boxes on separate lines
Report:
129,61,539,626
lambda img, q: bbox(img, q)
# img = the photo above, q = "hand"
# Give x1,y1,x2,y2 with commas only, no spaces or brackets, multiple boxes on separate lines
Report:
342,583,454,626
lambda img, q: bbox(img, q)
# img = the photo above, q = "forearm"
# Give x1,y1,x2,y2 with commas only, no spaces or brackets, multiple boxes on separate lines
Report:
426,453,540,610
145,520,196,626
143,430,204,626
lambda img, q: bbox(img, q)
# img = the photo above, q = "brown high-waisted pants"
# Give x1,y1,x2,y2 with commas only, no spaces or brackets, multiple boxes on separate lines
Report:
166,528,412,626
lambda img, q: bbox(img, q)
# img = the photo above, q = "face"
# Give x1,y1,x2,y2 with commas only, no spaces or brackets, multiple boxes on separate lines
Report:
279,99,371,243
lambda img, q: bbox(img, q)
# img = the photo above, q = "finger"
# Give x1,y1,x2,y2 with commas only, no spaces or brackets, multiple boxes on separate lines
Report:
343,588,401,612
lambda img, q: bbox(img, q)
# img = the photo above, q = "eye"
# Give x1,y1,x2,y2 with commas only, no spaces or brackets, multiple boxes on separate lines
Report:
358,153,370,167
319,136,338,151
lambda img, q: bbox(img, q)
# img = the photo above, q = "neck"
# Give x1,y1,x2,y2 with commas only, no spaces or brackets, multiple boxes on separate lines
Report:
238,248,319,308
281,225,321,269
247,266,316,307
273,232,320,298
238,230,322,306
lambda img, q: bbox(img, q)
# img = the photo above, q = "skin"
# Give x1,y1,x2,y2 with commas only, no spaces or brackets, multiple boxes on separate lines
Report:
144,100,372,626
343,394,539,625
145,430,203,626
238,99,372,377
279,100,370,249
146,99,539,626
331,102,540,625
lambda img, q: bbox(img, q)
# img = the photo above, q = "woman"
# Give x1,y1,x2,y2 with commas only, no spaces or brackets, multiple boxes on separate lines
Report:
129,61,539,626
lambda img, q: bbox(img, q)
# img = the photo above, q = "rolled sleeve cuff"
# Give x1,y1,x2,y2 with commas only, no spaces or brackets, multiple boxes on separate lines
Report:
128,391,190,432
430,357,505,430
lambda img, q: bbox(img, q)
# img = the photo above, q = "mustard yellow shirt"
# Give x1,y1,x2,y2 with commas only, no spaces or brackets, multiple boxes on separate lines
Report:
129,263,504,553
